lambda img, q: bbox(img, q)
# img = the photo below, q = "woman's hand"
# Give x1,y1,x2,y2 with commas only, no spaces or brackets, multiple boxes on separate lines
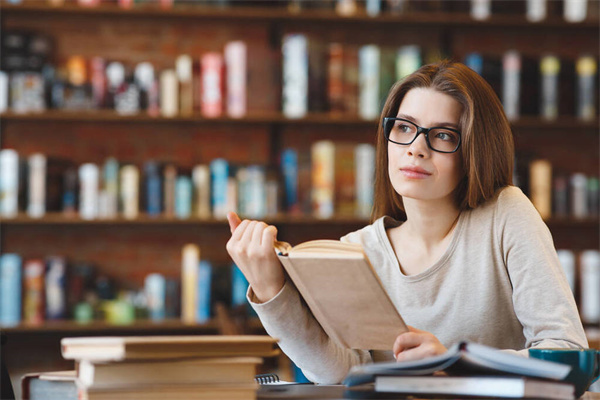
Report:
226,212,285,303
393,326,447,362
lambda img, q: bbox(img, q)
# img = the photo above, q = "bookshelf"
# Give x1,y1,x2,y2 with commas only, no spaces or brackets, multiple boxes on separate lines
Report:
0,2,598,394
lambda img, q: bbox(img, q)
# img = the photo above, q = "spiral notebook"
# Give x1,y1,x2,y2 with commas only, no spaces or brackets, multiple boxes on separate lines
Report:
255,373,345,399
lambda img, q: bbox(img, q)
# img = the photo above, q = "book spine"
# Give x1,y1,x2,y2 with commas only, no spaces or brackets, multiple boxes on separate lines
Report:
471,0,491,20
145,273,166,321
27,153,46,218
226,176,238,216
144,161,162,216
79,163,99,220
540,55,560,120
529,159,552,220
576,56,597,121
396,45,421,81
336,0,357,16
246,166,266,219
265,176,279,218
327,43,345,115
311,140,335,219
164,278,180,319
343,45,359,116
564,0,588,22
192,165,211,220
120,165,139,220
281,148,299,214
358,44,380,120
231,263,249,307
225,40,247,118
0,254,22,326
160,69,178,118
570,173,588,219
45,256,67,320
62,167,78,215
366,0,381,16
23,259,45,325
335,143,356,217
236,167,249,217
102,158,119,218
106,61,125,111
176,55,194,117
556,249,576,294
553,174,569,218
90,57,106,108
175,175,193,219
0,71,8,113
502,50,521,121
282,34,309,119
588,177,599,218
201,52,224,118
181,244,199,324
163,164,177,218
0,149,19,218
197,260,212,323
580,250,600,324
355,143,376,218
464,53,483,75
210,158,229,219
526,0,547,22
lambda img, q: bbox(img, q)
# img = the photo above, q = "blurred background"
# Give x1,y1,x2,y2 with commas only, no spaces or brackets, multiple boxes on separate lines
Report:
0,0,598,397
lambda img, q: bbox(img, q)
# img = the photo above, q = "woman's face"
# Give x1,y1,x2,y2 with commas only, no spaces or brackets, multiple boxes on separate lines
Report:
388,87,464,206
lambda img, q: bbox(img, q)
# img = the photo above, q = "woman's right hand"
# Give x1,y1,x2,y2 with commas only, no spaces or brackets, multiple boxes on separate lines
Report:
226,211,285,303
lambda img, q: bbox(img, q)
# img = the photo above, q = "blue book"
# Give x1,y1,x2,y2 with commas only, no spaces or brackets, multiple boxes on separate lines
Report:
175,176,192,219
210,158,229,219
197,260,212,323
0,253,22,326
144,161,162,216
231,263,249,307
465,53,483,75
281,148,299,213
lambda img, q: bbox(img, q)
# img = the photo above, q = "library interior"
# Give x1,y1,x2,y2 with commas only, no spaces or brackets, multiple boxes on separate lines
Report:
0,0,599,399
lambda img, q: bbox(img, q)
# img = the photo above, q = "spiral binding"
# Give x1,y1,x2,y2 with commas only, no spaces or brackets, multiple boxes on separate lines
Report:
254,373,280,384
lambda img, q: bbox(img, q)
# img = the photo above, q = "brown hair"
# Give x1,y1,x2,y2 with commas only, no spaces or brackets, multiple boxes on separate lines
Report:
371,60,514,222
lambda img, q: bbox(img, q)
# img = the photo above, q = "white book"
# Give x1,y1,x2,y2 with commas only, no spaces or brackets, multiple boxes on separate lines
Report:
160,69,178,117
564,0,588,22
79,164,99,220
27,153,46,218
282,34,308,119
0,71,8,113
570,173,588,219
366,0,381,16
471,0,491,20
0,149,19,218
358,44,380,120
246,165,266,219
526,0,547,22
120,165,139,220
502,50,521,121
580,250,600,324
225,40,247,118
355,144,375,218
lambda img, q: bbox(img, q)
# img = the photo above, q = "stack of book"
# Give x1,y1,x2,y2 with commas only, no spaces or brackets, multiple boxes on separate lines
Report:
22,335,279,400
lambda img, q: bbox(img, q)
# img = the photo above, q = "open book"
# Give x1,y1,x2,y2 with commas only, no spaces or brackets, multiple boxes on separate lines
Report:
274,239,408,350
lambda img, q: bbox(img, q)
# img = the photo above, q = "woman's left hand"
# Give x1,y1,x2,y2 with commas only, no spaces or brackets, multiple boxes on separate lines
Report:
393,326,447,362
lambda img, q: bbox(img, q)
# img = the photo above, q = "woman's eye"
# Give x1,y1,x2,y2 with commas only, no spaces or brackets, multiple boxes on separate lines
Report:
398,124,412,133
436,131,457,142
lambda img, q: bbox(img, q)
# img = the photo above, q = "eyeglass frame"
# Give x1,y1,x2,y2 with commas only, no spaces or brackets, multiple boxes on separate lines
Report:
382,117,462,154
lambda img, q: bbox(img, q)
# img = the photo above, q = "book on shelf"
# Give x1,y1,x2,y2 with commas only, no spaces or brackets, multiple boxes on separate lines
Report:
22,370,78,400
343,341,571,387
273,239,408,350
60,335,279,362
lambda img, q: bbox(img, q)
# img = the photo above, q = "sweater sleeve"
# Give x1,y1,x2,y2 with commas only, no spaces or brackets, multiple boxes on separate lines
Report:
496,186,588,352
246,280,372,384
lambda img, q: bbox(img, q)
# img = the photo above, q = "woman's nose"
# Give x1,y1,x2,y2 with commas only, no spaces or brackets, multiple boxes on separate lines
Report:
406,132,430,158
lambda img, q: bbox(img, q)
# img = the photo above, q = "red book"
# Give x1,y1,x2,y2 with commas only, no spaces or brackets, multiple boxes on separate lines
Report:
200,53,224,118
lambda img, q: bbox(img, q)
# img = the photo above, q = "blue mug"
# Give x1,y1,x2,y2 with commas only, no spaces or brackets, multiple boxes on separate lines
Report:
529,348,600,398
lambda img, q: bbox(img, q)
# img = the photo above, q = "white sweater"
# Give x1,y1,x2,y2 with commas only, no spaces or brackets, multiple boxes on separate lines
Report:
247,186,588,384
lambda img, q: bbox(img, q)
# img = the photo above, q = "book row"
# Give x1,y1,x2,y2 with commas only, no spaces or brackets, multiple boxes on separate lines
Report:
557,249,600,325
0,142,376,220
2,29,597,122
0,244,253,327
7,0,598,24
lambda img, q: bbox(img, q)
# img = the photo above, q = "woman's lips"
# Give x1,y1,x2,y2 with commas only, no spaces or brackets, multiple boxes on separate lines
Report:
400,166,431,179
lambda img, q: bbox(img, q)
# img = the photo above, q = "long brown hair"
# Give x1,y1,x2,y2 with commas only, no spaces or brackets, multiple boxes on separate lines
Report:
371,60,514,222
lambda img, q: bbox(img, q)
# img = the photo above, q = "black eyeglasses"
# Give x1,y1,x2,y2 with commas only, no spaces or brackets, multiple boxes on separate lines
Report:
383,117,462,153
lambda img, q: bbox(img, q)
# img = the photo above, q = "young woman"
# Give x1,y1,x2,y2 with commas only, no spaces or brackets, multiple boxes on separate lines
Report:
225,61,588,384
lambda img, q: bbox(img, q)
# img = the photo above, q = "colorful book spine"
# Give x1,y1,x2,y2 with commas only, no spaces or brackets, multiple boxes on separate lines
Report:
27,153,46,218
176,55,194,117
45,256,67,320
120,165,139,220
163,164,177,218
396,45,421,81
145,273,166,321
225,40,247,118
327,43,345,114
0,149,19,218
335,143,356,217
231,263,249,307
0,254,22,326
355,143,375,218
282,34,309,119
580,250,600,324
529,159,552,220
502,50,521,121
197,260,212,323
210,158,229,219
175,175,193,219
23,259,45,325
192,165,211,220
281,148,299,214
79,163,99,220
160,69,178,118
102,158,119,219
200,53,224,118
181,244,199,324
358,44,380,120
556,249,576,294
343,45,359,116
576,56,597,121
539,55,560,120
311,140,335,219
145,161,162,216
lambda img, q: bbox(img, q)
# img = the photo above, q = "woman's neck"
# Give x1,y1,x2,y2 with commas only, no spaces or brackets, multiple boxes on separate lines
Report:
401,197,461,250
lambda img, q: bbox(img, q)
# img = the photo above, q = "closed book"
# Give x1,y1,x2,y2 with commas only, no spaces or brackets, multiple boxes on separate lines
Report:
327,43,345,114
395,45,421,81
245,165,266,219
358,44,380,120
144,273,165,321
274,239,408,350
210,158,229,219
27,153,46,218
281,148,299,214
45,256,67,320
78,356,261,389
181,244,199,325
0,253,22,326
355,144,375,218
540,55,560,120
0,149,20,218
225,40,247,118
61,335,279,362
81,383,258,400
144,161,162,216
200,52,224,118
197,260,212,323
576,56,597,121
374,375,573,399
502,50,521,121
343,44,359,116
160,69,178,117
282,33,308,119
529,159,552,220
79,163,99,220
175,175,193,219
311,140,335,219
334,142,356,217
119,165,139,220
163,164,177,218
23,259,45,325
102,158,119,219
192,164,211,219
176,54,193,117
22,370,78,400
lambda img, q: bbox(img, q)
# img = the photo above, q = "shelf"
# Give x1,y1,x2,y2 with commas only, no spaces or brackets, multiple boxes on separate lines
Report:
1,111,597,131
1,213,597,228
1,3,597,29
